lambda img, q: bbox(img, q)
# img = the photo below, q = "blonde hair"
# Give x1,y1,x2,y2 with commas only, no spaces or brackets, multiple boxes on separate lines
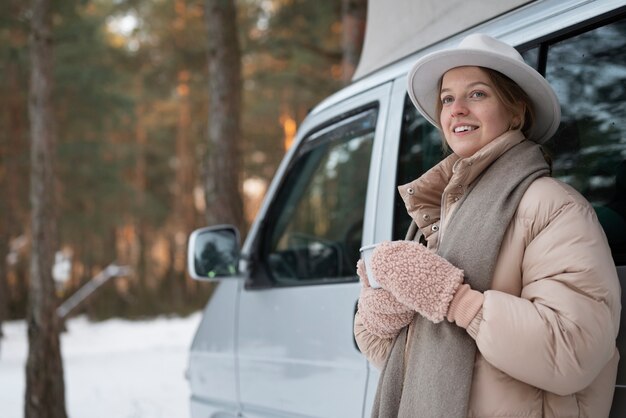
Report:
435,66,535,150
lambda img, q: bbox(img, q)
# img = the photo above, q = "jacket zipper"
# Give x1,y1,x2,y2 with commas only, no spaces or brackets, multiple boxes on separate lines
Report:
438,190,448,245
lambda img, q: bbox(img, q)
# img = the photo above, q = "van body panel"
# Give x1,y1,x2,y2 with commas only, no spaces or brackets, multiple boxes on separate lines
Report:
188,279,241,413
363,365,381,415
358,83,394,245
371,76,410,243
190,396,240,418
237,283,365,418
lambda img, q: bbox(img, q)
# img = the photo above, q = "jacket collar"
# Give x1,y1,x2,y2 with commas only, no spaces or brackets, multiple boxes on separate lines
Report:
450,130,526,187
398,130,526,235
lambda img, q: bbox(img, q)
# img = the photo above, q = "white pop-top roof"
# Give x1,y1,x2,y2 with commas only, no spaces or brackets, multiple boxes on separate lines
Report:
352,0,534,80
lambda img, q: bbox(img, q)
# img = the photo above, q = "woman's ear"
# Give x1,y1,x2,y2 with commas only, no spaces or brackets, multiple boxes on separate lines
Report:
511,116,522,130
511,103,525,130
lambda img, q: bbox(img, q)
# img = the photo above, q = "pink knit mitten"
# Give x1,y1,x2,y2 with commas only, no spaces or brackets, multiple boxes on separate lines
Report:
356,259,414,338
371,240,464,323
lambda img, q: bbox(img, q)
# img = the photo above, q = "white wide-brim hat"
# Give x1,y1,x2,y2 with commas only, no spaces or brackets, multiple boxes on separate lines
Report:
407,33,561,144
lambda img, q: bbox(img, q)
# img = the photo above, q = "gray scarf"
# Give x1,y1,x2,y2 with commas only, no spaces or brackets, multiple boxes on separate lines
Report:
371,140,550,418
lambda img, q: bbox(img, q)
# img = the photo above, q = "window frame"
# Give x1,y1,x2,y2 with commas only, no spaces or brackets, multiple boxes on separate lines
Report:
244,82,394,289
260,106,379,286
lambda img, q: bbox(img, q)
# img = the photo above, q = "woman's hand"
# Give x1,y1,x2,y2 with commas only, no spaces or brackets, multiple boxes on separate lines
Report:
356,259,414,338
371,240,466,323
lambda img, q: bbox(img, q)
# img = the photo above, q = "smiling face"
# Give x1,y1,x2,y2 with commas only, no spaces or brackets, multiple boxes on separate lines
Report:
439,66,519,158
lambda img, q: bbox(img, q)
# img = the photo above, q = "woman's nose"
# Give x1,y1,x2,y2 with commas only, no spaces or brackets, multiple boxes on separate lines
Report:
450,99,468,116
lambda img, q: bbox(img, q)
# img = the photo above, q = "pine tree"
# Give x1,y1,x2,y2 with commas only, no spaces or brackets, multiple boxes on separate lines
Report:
204,0,245,231
25,0,68,416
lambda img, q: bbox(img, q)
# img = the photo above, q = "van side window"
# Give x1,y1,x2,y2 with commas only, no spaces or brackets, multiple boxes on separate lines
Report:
393,97,442,240
262,108,377,284
544,18,626,265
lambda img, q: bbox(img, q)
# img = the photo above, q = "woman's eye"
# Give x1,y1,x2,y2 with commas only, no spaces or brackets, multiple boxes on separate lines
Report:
441,96,453,105
470,91,486,99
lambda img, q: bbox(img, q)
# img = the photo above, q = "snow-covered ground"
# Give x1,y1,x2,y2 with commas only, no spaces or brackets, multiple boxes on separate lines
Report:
0,313,202,418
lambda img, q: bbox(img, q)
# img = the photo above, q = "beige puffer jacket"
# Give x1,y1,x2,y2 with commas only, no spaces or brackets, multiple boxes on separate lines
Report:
354,131,621,418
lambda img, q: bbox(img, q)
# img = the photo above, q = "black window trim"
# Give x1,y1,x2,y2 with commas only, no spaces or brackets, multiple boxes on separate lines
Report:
517,6,626,76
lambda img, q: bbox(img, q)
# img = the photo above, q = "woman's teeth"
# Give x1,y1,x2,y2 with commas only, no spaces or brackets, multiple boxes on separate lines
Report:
454,125,477,133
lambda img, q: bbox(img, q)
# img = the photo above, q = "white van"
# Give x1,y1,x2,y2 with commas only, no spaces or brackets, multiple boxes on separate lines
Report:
186,1,626,416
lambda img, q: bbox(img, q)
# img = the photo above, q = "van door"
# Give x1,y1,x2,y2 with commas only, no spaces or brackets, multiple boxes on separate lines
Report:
236,82,392,418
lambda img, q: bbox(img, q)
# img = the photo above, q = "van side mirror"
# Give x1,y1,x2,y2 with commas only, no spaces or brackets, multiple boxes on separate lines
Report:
187,225,241,281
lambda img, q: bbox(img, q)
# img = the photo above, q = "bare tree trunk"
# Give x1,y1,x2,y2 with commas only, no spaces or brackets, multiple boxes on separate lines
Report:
175,69,198,294
174,2,196,234
134,76,148,292
175,69,196,237
0,236,8,338
1,0,29,338
171,0,199,295
204,0,244,233
341,0,367,83
0,145,12,334
25,0,67,416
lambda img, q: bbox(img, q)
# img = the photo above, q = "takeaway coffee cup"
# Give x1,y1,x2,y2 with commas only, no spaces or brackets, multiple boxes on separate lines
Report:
359,244,381,289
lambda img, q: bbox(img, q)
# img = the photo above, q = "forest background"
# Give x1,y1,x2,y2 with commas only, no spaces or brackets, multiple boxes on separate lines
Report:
0,0,365,325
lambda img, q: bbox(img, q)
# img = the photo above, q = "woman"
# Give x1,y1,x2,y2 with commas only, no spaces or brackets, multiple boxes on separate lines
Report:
354,34,621,418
